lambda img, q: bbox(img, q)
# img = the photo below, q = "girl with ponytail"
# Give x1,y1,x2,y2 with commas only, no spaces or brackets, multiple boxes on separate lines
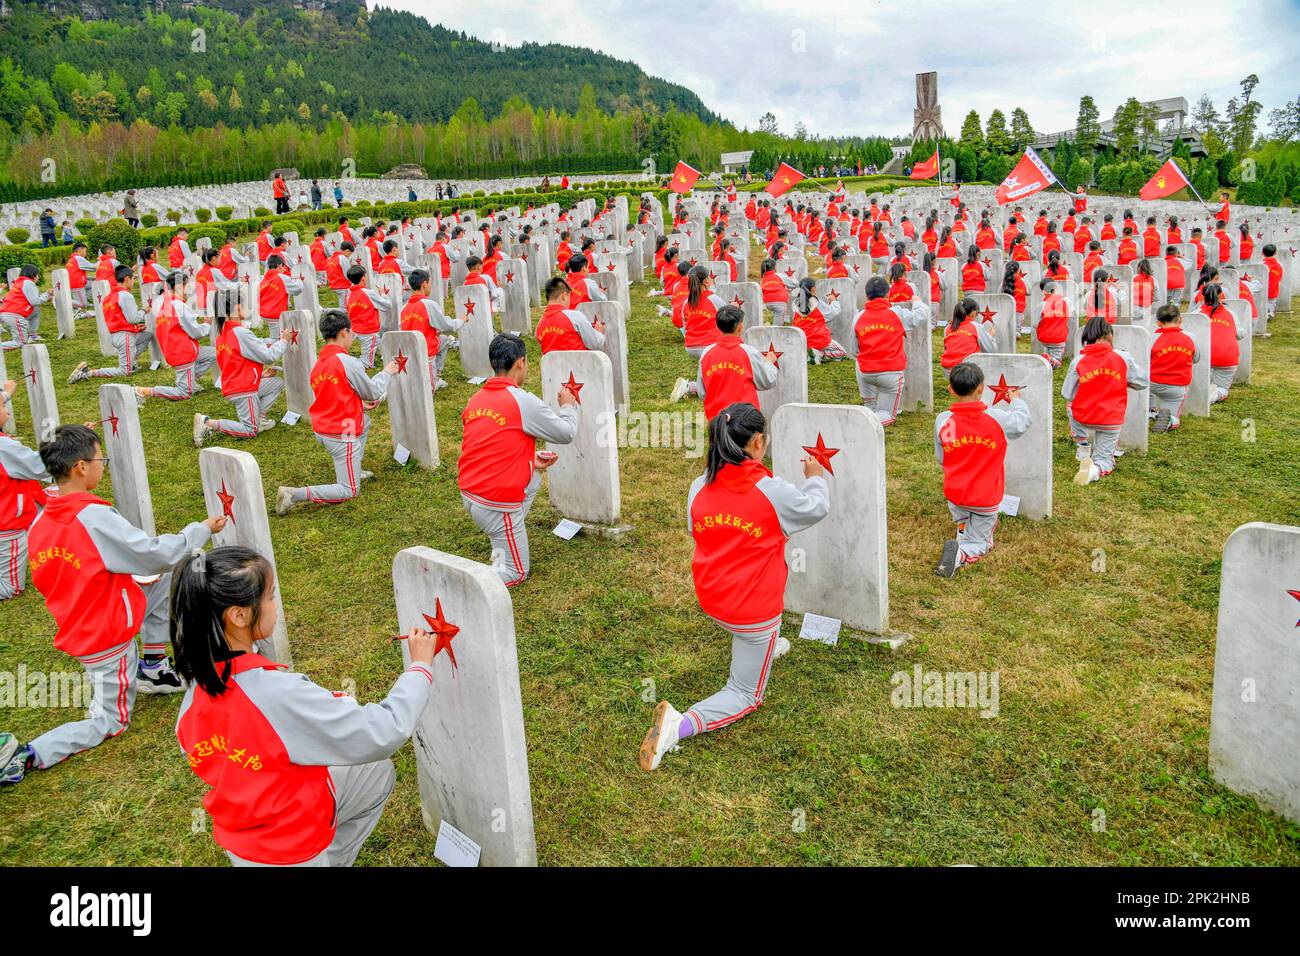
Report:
1001,261,1027,322
890,240,912,271
172,545,439,866
791,277,848,364
940,297,997,372
936,225,957,259
1082,267,1122,321
961,245,988,294
1045,249,1070,281
1199,282,1246,403
1061,316,1146,484
639,403,830,771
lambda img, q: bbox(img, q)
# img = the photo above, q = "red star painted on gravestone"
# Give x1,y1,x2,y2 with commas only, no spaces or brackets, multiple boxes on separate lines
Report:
784,267,796,278
394,351,409,374
463,299,476,317
605,262,616,272
802,433,840,476
826,289,840,302
562,371,584,403
689,257,699,266
979,307,998,324
732,295,745,308
27,368,36,386
288,327,300,345
852,264,861,274
763,343,783,368
101,409,120,437
216,480,236,524
1289,589,1300,627
988,373,1022,406
423,598,461,670
685,229,693,238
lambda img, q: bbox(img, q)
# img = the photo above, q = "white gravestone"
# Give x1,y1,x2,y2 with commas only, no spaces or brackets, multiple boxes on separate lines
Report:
715,282,763,330
970,293,1018,353
1181,313,1212,419
198,447,292,666
392,546,537,866
20,344,60,443
577,301,629,412
901,309,934,414
98,383,155,535
1225,299,1252,385
540,350,622,528
1209,523,1300,825
454,285,493,380
498,258,531,335
90,279,116,357
771,403,888,634
743,325,807,423
280,310,318,423
1112,325,1150,455
382,331,439,469
49,268,76,339
967,353,1053,520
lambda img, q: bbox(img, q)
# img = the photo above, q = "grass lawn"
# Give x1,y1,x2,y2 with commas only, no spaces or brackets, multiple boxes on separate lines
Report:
1,238,1298,866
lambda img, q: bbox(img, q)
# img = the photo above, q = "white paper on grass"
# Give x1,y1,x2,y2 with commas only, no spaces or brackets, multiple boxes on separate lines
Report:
433,819,481,868
552,518,582,540
149,361,161,372
799,612,841,646
393,444,411,465
281,411,301,427
998,495,1020,516
467,376,487,385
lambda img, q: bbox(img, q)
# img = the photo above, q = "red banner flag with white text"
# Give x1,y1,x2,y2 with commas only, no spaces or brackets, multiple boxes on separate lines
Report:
668,161,701,194
768,162,806,198
1139,159,1192,201
910,150,940,181
994,147,1057,205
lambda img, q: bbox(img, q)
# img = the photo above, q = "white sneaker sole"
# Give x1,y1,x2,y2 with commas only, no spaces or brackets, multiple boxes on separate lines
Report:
639,700,681,772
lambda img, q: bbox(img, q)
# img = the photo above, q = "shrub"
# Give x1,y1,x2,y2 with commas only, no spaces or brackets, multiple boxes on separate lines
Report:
0,246,40,281
195,208,213,222
356,200,372,209
186,224,228,249
5,228,30,245
75,217,96,233
166,209,182,223
472,190,486,197
254,206,272,217
141,214,158,228
84,218,142,263
215,206,233,221
274,218,307,239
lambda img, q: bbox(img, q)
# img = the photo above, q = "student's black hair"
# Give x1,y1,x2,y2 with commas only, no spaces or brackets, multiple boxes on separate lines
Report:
866,275,890,299
1001,262,1019,296
19,263,38,279
114,264,133,284
1146,215,1156,225
1156,304,1181,324
202,248,219,264
704,402,766,484
1081,315,1113,345
39,423,100,480
714,304,743,335
544,276,569,301
1039,276,1056,293
1091,269,1110,313
266,254,285,271
686,265,710,308
760,257,777,276
565,254,586,274
488,332,527,374
346,264,366,285
165,270,186,291
319,308,351,339
383,239,398,255
339,241,354,253
663,247,679,264
1137,258,1152,277
1263,243,1277,257
922,251,937,273
315,227,327,237
408,268,430,292
464,254,483,272
950,297,978,331
1201,282,1225,311
794,277,817,315
170,546,275,697
965,245,980,265
887,262,906,285
948,362,984,397
1197,264,1218,289
72,242,87,253
272,237,287,248
1239,222,1250,239
1088,240,1101,252
140,245,157,262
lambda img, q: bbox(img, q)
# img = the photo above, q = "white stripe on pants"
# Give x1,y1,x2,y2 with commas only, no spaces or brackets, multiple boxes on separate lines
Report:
1069,414,1121,472
462,480,539,587
152,347,217,401
29,640,137,769
685,616,781,734
855,369,905,425
210,378,285,437
90,329,153,378
0,529,27,600
947,501,998,561
226,759,396,867
297,428,368,504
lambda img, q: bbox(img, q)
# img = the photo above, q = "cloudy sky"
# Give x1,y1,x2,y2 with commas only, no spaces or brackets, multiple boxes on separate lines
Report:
381,0,1298,139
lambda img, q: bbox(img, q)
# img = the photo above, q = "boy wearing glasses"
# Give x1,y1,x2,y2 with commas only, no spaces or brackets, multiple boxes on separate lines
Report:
0,425,226,786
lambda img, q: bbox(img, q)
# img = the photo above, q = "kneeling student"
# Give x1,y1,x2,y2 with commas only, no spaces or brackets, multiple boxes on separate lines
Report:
400,269,464,391
1149,304,1197,432
276,310,397,515
933,363,1031,577
1062,316,1147,483
693,305,777,420
0,379,50,601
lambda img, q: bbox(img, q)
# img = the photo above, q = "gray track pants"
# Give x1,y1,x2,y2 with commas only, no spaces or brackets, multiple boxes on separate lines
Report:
461,475,540,588
356,333,381,369
0,311,36,349
292,428,369,504
855,369,905,425
948,501,998,563
683,615,782,735
226,759,396,867
210,378,285,437
0,529,27,600
1211,366,1236,402
90,329,153,378
1069,415,1121,473
151,348,217,401
762,301,789,325
1149,382,1188,423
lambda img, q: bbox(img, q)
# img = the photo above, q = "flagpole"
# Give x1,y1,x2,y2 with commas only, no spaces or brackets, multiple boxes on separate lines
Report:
1177,160,1215,215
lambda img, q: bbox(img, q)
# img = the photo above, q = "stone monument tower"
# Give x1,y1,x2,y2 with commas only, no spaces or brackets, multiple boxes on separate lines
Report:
913,72,944,142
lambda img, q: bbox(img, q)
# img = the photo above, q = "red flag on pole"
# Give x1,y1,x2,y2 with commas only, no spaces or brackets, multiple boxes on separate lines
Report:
994,147,1058,205
668,161,701,194
767,162,806,198
1138,159,1192,201
910,149,939,180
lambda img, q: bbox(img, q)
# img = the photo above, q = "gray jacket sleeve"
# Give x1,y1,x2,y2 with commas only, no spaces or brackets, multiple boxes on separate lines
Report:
975,321,998,351
234,325,288,364
235,664,434,766
514,386,579,444
116,291,139,323
420,298,462,333
685,474,706,533
986,396,1032,438
743,343,779,390
364,288,387,310
568,309,606,350
339,353,390,402
934,411,951,466
0,436,50,481
585,279,607,302
24,283,44,307
178,305,210,340
1061,357,1082,402
81,504,212,575
282,276,305,295
756,474,830,537
1114,348,1148,389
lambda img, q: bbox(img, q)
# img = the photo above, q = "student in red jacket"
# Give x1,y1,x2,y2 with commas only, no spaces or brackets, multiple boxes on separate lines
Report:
940,298,997,372
1031,277,1070,368
1165,245,1193,304
68,266,153,383
65,242,96,314
137,272,216,403
790,277,847,364
325,241,354,308
0,424,222,786
194,302,292,445
0,379,50,601
458,334,578,587
170,544,435,865
1200,282,1245,404
536,276,606,356
1149,304,1198,433
1262,243,1283,319
1141,217,1162,259
933,362,1031,577
401,269,463,392
563,255,604,311
691,306,778,420
169,229,192,270
851,275,928,426
639,402,828,771
258,254,304,340
1237,223,1253,263
1062,316,1147,483
343,265,388,369
0,264,50,350
276,310,396,515
960,246,989,294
